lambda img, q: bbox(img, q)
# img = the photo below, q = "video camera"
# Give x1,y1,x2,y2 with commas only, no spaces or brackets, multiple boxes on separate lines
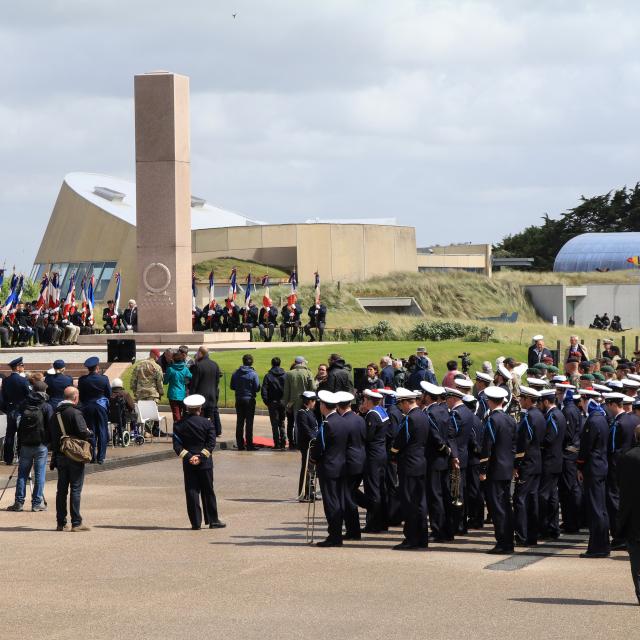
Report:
458,352,472,374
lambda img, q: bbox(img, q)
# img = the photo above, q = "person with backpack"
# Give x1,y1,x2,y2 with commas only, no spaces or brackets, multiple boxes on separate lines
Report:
261,357,287,450
6,381,53,512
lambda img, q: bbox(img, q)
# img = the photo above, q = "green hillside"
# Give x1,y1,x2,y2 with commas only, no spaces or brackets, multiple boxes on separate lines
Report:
194,257,289,280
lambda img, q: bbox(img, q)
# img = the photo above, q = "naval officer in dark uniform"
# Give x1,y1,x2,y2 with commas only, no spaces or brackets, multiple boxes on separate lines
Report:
310,390,349,547
173,394,226,530
77,357,111,465
45,359,74,411
513,386,545,546
480,386,517,554
577,389,610,558
2,357,30,464
296,391,318,501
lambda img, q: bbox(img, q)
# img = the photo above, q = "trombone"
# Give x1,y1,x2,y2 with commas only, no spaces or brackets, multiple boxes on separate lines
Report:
450,466,463,508
301,438,319,544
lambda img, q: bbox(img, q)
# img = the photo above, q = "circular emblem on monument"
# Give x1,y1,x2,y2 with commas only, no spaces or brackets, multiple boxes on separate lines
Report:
143,262,172,294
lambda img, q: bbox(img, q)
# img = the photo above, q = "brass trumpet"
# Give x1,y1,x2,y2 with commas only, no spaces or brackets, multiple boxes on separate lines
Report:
450,466,463,507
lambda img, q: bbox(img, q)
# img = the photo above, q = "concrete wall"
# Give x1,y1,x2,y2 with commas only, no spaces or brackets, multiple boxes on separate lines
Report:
525,285,566,325
34,182,418,305
416,243,492,275
572,284,640,328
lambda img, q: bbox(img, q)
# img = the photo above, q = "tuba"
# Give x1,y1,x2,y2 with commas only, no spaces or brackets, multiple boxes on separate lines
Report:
450,466,463,507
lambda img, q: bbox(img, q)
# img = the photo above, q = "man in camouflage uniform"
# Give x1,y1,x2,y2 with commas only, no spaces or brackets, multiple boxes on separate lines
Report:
131,349,164,402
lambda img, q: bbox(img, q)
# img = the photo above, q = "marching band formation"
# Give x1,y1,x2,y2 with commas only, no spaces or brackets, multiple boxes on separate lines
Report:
302,342,640,557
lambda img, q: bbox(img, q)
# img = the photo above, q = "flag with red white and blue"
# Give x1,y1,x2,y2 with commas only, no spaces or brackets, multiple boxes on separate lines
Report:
287,269,298,305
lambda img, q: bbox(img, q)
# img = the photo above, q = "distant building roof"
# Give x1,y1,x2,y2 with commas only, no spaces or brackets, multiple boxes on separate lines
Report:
65,172,264,229
304,217,398,226
554,232,640,272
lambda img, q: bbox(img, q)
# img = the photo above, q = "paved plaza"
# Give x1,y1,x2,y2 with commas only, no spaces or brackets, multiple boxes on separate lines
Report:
1,448,638,640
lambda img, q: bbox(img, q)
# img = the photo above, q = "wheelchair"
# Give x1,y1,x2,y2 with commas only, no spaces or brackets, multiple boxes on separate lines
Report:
110,398,145,447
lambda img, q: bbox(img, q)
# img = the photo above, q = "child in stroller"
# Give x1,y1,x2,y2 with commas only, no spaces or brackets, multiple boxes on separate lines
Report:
110,378,145,446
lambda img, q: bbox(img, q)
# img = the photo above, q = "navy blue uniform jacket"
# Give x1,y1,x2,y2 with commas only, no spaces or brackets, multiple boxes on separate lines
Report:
480,409,516,482
2,372,30,410
310,412,348,479
45,373,74,404
578,410,609,477
296,408,318,451
449,403,476,469
515,407,546,476
426,402,457,472
342,410,366,475
78,372,112,403
541,406,566,475
173,414,216,470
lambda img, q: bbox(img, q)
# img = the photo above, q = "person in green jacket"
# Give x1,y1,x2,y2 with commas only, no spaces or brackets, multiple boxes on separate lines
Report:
282,356,314,449
163,350,193,422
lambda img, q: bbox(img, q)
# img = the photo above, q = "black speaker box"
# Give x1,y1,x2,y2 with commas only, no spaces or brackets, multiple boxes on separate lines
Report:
107,338,136,363
353,367,367,392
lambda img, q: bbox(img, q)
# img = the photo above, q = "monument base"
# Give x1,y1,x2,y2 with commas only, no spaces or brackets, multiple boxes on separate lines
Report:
77,332,251,347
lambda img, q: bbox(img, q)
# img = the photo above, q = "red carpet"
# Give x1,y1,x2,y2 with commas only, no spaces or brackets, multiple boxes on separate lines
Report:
253,436,275,448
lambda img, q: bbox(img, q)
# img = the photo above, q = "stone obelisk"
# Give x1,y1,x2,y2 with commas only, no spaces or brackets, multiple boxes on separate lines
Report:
134,71,192,333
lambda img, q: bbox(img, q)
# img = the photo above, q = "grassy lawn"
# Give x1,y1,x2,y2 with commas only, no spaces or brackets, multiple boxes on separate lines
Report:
122,340,528,409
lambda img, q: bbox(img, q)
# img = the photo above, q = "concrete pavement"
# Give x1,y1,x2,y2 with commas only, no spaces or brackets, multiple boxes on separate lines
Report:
0,450,637,640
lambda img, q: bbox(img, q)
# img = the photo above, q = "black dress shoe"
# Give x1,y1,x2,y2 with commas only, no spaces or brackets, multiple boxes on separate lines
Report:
246,446,258,451
610,540,627,551
362,526,382,534
580,551,610,558
393,542,420,550
191,526,201,530
343,534,361,541
487,546,513,555
209,521,227,529
316,538,342,547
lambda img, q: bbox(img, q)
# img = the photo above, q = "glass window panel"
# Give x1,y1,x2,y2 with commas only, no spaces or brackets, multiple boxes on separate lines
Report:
94,265,115,301
60,263,79,293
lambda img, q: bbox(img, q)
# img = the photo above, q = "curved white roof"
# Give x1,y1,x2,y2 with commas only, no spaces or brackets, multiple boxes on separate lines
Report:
64,172,264,229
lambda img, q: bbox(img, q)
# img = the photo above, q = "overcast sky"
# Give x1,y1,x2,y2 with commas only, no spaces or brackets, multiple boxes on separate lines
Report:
3,1,640,272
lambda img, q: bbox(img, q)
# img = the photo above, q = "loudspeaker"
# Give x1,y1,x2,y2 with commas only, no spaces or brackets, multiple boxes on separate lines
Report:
107,338,136,363
353,367,367,392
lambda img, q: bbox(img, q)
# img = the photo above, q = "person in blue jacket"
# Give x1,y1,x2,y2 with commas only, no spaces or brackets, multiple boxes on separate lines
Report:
164,350,193,423
78,356,111,465
45,359,74,410
230,354,260,450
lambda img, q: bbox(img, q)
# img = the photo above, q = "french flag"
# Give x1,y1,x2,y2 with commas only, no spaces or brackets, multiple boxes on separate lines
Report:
314,271,320,304
191,269,196,312
229,267,237,301
209,271,216,306
62,273,76,319
48,272,61,310
114,272,121,315
245,273,252,306
36,273,49,309
261,275,271,308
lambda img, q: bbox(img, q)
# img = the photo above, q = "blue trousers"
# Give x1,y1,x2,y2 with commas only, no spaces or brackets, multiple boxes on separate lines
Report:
15,444,48,506
83,402,109,463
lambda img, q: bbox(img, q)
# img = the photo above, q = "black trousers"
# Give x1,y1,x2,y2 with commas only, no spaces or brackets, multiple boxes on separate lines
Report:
319,474,344,543
343,474,363,536
258,322,275,342
202,406,222,436
427,468,449,539
584,473,610,555
3,411,19,464
183,465,218,529
466,464,484,527
400,473,427,547
383,460,402,527
538,472,560,537
513,473,540,544
606,465,621,541
56,456,85,527
286,408,295,448
360,459,387,531
303,322,325,341
267,402,286,448
486,478,514,550
559,458,582,533
235,399,256,448
627,540,640,602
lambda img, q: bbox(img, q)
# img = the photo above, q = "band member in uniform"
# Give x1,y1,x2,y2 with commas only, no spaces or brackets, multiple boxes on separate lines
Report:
479,386,517,554
173,394,225,530
577,389,611,557
604,392,640,550
444,387,475,535
463,394,485,529
494,364,513,413
538,388,567,539
310,390,349,547
513,386,545,546
391,388,449,550
358,389,390,533
558,385,584,534
380,389,403,528
296,391,318,501
421,382,457,542
303,302,327,342
336,391,366,541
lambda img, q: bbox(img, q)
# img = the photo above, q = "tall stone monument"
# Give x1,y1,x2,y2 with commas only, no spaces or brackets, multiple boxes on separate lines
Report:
134,72,192,333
